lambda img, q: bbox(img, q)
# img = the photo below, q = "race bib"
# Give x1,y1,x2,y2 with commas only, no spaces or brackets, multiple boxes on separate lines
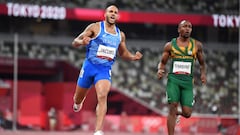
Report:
172,61,192,74
97,45,116,60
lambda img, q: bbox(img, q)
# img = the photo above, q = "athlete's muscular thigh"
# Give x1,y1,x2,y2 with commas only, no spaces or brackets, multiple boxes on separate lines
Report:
95,80,111,99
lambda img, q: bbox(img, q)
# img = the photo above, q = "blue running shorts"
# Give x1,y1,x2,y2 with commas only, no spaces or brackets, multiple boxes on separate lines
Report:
77,59,112,89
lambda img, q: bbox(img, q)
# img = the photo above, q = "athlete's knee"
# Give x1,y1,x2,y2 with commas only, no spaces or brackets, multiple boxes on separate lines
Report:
95,81,111,102
182,106,192,118
97,94,107,101
168,102,178,115
96,91,108,102
182,111,191,118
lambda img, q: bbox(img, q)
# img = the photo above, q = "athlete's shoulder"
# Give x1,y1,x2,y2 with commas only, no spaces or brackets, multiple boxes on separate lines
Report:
120,30,125,35
115,24,121,30
119,31,125,42
163,41,172,51
192,38,204,51
193,39,203,47
167,38,177,47
166,41,172,46
86,22,101,36
90,22,101,28
190,37,201,44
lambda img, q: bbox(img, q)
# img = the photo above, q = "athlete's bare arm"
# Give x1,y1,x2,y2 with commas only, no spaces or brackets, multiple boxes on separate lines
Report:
157,42,171,79
118,31,142,61
196,40,207,84
72,23,99,47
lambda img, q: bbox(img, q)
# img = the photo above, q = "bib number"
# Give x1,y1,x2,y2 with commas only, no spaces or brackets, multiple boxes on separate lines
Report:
172,61,192,74
97,45,116,60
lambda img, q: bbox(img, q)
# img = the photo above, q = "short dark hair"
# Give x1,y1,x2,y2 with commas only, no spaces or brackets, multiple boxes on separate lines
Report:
105,3,119,9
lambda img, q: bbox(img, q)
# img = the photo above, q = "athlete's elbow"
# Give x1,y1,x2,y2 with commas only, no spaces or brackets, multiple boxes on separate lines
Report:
120,54,132,61
118,52,124,58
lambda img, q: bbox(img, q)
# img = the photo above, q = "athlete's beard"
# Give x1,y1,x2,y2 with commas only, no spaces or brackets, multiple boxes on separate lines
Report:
182,33,191,39
106,17,115,25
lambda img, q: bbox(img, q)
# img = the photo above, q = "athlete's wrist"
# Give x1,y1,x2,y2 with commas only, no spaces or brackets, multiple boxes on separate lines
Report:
158,69,165,73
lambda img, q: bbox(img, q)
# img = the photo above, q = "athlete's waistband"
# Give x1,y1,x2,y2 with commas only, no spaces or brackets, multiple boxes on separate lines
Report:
168,73,193,82
84,59,112,68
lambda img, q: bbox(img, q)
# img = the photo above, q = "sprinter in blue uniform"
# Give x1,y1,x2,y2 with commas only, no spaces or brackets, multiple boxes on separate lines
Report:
72,5,143,135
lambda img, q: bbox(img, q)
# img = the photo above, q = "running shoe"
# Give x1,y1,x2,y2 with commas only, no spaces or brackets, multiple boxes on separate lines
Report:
176,115,181,124
73,103,83,112
73,97,86,112
93,130,104,135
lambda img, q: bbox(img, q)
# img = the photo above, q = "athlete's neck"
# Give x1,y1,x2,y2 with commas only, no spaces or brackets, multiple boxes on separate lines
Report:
178,36,190,42
177,37,190,47
104,21,115,28
104,21,116,34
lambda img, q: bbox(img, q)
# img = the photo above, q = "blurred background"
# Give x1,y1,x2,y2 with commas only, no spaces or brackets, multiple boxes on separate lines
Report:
0,0,239,135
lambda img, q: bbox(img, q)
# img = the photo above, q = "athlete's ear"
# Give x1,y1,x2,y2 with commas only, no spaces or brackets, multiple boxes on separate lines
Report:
104,12,106,18
177,27,180,34
116,14,120,20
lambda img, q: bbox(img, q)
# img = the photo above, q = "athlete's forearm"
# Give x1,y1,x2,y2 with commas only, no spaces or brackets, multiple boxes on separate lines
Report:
72,36,91,47
72,38,83,47
120,51,135,61
157,62,165,70
200,64,206,76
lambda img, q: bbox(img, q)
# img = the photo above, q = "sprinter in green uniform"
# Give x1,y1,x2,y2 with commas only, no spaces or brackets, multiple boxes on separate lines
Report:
157,20,206,135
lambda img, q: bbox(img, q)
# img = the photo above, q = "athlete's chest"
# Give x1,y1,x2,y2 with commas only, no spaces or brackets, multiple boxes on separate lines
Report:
95,27,120,48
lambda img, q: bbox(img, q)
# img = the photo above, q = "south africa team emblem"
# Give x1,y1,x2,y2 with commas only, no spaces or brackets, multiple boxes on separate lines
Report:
188,51,192,55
